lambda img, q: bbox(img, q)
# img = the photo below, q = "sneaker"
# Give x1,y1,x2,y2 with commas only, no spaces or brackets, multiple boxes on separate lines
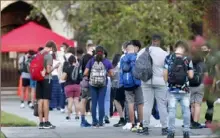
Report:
122,123,132,130
131,126,137,132
28,103,33,108
104,116,110,124
66,116,71,121
113,119,125,127
92,123,98,128
183,132,190,138
137,127,149,135
162,127,168,135
39,122,44,129
60,109,65,113
191,122,203,129
20,103,25,108
81,120,92,127
75,116,80,120
43,121,56,129
167,132,175,138
97,123,104,128
87,112,91,116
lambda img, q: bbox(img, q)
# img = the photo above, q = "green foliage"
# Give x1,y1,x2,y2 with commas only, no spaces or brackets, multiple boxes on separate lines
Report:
31,0,210,57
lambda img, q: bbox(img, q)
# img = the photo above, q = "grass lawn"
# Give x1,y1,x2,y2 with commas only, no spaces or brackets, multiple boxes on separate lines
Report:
1,111,37,127
1,132,5,138
176,103,220,123
1,111,37,138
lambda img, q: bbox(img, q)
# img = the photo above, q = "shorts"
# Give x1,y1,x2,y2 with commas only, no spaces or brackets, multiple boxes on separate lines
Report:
81,88,90,99
22,78,30,87
125,86,144,105
36,79,52,100
112,87,125,103
65,84,81,98
30,79,37,88
190,85,204,104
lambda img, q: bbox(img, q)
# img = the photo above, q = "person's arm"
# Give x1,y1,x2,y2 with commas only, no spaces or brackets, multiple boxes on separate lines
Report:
163,56,169,82
187,60,194,79
107,60,114,77
61,72,67,80
83,59,91,77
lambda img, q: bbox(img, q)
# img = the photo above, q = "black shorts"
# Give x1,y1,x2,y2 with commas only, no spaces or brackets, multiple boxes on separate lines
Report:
22,78,30,87
112,87,125,104
36,79,52,100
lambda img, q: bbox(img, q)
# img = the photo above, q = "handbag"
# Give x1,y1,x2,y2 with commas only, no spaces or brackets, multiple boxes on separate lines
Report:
80,77,89,88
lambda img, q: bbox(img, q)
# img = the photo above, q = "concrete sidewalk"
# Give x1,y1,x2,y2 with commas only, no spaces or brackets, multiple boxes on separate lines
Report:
1,99,216,138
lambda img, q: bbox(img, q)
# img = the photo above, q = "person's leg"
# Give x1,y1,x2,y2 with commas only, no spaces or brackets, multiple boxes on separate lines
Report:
180,93,191,136
125,90,135,128
154,85,168,132
90,86,98,125
59,83,66,112
36,81,44,128
205,100,214,123
134,87,144,128
98,87,106,126
168,93,178,135
42,79,55,129
67,97,74,119
20,78,28,108
73,85,81,119
142,84,154,128
104,79,111,123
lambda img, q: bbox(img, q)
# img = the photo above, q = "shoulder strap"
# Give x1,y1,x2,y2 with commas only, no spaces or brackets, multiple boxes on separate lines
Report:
63,55,67,61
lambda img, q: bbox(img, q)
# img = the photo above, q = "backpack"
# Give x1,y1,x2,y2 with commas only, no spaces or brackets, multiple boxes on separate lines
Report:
168,54,188,86
26,56,35,73
29,52,48,81
121,53,141,90
71,65,80,82
133,47,153,82
111,66,120,88
189,62,203,87
89,60,107,87
152,99,160,120
63,56,70,72
19,56,29,73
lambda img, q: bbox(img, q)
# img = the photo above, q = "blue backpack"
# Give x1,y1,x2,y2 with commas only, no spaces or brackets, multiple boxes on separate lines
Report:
121,53,141,90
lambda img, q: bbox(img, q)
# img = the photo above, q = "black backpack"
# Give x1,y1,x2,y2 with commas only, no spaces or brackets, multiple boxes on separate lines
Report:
168,54,188,86
189,62,203,87
63,56,70,72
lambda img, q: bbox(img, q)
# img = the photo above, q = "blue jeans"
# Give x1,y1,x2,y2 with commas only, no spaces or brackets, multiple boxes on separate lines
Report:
168,93,190,133
60,83,66,109
90,85,106,125
104,77,111,117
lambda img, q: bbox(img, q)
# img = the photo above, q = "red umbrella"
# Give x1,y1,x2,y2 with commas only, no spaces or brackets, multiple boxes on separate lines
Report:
1,21,74,52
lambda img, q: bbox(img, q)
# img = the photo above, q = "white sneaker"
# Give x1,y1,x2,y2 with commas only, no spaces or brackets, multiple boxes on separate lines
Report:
28,103,33,108
60,109,65,113
154,123,162,127
122,123,132,130
20,103,25,108
87,112,91,116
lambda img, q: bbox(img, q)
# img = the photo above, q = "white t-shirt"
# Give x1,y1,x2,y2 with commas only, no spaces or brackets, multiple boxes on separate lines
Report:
52,59,60,76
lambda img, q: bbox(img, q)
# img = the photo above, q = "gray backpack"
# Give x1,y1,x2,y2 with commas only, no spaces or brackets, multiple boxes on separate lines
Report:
71,66,79,81
133,47,153,82
111,66,120,88
89,61,107,87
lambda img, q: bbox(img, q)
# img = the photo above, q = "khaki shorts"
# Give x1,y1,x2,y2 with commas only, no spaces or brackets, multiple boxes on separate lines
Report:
190,85,204,104
125,86,144,105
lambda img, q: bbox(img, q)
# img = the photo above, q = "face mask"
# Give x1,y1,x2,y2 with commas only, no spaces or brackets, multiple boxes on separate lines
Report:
60,47,65,52
49,51,53,54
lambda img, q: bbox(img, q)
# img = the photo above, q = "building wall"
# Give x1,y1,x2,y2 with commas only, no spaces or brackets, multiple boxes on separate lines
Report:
1,0,74,39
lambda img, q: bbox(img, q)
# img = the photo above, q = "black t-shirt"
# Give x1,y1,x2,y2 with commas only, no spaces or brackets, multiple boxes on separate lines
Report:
80,54,93,72
64,65,80,86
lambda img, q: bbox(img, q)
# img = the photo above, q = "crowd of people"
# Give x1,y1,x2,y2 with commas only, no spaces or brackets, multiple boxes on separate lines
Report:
18,34,220,138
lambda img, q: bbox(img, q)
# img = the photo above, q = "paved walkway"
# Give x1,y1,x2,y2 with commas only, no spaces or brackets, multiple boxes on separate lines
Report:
1,99,216,138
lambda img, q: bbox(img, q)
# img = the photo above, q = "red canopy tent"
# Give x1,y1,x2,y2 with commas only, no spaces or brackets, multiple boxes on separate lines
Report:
1,21,74,52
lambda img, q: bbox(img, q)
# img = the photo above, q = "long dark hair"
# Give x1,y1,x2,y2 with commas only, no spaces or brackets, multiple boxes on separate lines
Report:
95,46,104,62
112,53,121,68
